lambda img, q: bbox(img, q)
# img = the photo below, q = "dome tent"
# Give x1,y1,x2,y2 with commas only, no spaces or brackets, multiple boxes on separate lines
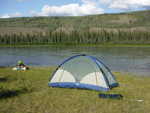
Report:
48,54,118,91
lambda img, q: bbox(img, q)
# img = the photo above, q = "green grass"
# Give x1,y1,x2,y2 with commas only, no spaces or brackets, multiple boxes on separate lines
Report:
0,67,150,113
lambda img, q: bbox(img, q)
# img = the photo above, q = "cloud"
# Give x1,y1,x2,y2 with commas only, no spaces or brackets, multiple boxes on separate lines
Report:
100,0,150,10
0,12,22,18
99,0,111,5
0,14,10,18
31,0,104,16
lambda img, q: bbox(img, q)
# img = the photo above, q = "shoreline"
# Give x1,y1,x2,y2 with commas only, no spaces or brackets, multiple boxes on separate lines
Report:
0,66,149,77
1,43,150,47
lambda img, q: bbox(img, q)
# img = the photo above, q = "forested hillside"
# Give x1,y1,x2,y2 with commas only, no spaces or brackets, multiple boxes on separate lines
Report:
0,10,150,45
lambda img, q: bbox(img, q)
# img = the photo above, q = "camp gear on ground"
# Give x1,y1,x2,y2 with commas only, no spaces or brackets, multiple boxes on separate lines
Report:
48,54,119,91
99,93,123,99
12,60,29,71
12,67,27,71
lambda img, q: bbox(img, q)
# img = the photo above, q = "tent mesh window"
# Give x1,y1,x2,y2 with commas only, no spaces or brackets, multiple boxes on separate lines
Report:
60,56,100,82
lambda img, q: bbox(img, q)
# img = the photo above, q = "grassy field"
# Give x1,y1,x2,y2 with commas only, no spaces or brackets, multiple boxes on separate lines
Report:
0,67,150,113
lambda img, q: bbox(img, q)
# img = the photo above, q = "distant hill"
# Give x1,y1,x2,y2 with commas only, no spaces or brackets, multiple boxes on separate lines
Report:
0,10,150,45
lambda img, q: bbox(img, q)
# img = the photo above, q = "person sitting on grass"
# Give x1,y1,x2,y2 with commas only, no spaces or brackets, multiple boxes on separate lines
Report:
17,60,29,70
17,60,25,67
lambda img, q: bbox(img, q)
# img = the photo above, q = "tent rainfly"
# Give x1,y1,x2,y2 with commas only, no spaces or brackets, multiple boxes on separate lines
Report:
48,54,118,91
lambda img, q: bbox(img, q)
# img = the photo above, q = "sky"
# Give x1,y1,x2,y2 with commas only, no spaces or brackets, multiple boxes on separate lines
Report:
0,0,150,18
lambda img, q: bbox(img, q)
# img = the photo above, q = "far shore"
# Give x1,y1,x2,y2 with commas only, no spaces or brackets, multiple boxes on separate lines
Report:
1,43,150,47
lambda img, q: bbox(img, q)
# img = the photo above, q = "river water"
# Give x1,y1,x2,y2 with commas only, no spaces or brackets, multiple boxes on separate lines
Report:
0,46,150,76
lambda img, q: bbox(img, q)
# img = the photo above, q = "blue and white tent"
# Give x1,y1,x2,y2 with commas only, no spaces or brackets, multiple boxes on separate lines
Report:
48,54,118,91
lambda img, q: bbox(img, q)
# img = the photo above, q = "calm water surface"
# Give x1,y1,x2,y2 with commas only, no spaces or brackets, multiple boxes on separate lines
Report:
0,46,150,76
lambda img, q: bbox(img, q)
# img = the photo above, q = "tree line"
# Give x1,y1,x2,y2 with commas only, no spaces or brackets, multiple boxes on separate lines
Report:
0,29,150,45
